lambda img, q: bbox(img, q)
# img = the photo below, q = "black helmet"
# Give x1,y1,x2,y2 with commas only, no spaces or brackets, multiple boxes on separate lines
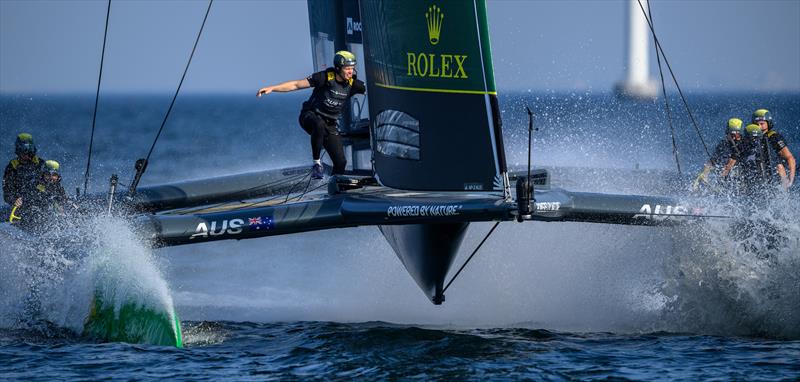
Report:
333,50,356,69
15,133,37,157
751,109,773,129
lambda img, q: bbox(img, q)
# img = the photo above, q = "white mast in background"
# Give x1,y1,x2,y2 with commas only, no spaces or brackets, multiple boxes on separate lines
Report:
615,0,657,99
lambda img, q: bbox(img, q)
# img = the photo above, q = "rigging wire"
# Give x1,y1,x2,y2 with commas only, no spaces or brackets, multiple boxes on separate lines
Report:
635,0,713,161
172,151,332,215
283,151,328,203
83,0,112,194
131,0,213,193
644,0,681,174
163,170,310,215
442,221,501,294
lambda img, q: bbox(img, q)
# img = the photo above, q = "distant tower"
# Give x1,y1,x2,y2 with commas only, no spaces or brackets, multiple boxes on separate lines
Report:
615,0,657,99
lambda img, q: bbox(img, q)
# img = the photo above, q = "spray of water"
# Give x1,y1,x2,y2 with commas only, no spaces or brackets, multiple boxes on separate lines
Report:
0,213,179,341
653,193,800,338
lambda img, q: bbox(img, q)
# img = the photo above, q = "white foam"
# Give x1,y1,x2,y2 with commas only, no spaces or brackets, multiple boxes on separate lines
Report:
0,214,179,337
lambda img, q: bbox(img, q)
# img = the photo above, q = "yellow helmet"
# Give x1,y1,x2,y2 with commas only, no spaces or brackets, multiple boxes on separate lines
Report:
15,133,37,157
726,118,743,135
745,124,762,137
43,160,60,175
333,50,356,69
751,109,773,129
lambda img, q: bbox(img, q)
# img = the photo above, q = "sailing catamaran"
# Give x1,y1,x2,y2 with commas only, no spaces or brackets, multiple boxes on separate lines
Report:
2,0,723,347
107,0,714,306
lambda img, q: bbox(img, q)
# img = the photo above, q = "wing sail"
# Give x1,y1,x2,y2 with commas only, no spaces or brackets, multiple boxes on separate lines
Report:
360,0,507,191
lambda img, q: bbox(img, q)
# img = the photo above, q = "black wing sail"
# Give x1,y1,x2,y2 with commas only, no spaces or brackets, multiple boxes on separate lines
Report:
360,0,507,192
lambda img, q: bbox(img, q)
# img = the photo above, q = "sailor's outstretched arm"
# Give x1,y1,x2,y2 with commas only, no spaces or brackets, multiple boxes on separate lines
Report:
257,79,311,97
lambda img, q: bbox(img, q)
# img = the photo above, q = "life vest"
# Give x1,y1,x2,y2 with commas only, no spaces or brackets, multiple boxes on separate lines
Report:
9,155,40,170
307,69,353,120
761,129,788,167
33,182,63,210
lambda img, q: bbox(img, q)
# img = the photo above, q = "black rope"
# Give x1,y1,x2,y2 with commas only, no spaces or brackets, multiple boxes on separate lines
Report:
635,0,713,161
645,0,681,174
443,221,500,294
166,170,310,215
84,0,111,194
139,0,213,183
283,151,328,203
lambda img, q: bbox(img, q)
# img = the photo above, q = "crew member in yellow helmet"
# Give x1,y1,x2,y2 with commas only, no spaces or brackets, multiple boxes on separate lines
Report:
3,133,45,208
725,124,773,196
752,109,795,191
256,50,366,179
15,160,72,233
691,118,743,192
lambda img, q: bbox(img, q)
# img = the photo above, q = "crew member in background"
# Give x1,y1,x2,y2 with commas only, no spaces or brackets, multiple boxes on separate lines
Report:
692,118,743,192
726,124,773,197
751,109,795,191
3,133,44,208
15,160,72,233
256,51,366,179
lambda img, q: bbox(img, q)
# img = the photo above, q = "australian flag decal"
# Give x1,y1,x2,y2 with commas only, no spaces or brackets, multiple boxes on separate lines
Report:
248,216,274,230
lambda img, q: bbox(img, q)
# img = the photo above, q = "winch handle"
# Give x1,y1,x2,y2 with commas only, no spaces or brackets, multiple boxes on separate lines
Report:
8,206,21,224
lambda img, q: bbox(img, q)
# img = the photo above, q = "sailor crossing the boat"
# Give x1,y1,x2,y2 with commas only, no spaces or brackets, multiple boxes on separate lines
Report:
751,109,795,191
257,50,366,179
3,133,45,208
692,118,743,192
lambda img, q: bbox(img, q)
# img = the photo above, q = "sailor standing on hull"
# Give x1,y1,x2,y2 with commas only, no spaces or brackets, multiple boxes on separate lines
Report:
257,51,366,179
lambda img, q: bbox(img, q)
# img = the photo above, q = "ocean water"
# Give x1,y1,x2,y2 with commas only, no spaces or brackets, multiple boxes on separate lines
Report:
1,92,799,380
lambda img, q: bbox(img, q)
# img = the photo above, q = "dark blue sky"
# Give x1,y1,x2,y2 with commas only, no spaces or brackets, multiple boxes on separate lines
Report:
1,0,798,94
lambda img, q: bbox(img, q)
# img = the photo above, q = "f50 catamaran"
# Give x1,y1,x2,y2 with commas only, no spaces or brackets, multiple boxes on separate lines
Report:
2,0,721,348
110,0,713,306
6,0,724,346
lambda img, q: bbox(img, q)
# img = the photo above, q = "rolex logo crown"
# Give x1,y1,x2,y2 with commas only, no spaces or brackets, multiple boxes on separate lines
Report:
425,5,443,45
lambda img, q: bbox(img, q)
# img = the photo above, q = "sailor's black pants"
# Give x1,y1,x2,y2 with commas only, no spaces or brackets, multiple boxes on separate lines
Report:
299,111,347,175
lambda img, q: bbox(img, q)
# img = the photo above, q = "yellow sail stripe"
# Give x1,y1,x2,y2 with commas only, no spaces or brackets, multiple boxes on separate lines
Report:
375,82,497,95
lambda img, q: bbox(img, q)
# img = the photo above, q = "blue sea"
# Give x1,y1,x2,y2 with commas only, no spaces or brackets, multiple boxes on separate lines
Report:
1,92,799,380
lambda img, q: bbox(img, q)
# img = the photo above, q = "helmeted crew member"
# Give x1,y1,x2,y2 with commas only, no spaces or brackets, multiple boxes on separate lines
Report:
15,160,72,233
731,124,773,197
3,133,44,207
752,109,795,191
256,51,366,179
692,118,743,191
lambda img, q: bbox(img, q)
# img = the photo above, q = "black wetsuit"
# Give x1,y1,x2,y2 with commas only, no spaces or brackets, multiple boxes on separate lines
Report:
298,68,366,175
709,137,741,169
16,180,70,235
760,129,790,170
3,156,43,205
734,137,775,197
